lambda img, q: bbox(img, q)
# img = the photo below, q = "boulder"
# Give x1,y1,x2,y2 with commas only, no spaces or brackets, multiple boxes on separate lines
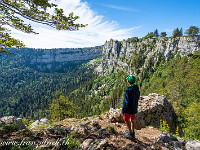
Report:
185,140,200,150
81,139,93,149
135,93,183,136
0,116,26,129
108,93,183,136
157,132,178,143
108,108,124,123
30,118,49,128
40,118,49,124
81,138,108,150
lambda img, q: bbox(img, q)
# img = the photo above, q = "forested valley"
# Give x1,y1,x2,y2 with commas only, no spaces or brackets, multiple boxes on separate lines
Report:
0,48,100,119
0,35,200,140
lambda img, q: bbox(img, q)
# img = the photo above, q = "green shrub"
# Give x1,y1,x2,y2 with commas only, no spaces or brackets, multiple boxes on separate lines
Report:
0,123,21,134
65,134,81,149
105,126,117,134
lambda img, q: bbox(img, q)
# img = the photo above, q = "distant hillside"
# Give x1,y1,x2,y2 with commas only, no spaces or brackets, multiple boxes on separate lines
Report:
0,47,102,119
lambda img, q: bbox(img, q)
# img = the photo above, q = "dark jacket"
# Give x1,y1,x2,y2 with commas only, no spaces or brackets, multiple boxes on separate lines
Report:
122,84,140,115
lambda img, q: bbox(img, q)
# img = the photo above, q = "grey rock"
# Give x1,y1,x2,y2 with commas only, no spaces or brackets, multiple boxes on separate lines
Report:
30,118,49,128
70,125,85,134
79,124,89,135
177,137,187,146
97,129,110,135
40,118,50,124
97,129,110,138
81,138,108,150
96,139,108,149
81,139,94,149
185,140,200,150
108,108,124,123
0,116,26,129
91,127,98,132
135,93,183,136
170,141,183,149
1,116,17,124
157,132,178,143
30,120,40,128
0,119,5,125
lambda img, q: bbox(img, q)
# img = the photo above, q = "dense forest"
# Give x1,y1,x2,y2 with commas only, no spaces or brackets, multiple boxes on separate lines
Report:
0,48,100,119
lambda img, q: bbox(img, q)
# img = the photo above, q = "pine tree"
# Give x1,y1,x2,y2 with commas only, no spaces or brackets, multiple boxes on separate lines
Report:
172,28,179,37
45,91,75,121
154,29,159,38
161,32,167,37
144,32,154,39
179,28,183,36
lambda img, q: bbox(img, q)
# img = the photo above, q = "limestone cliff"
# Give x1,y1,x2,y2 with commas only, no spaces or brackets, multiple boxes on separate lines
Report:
101,36,200,75
29,46,103,72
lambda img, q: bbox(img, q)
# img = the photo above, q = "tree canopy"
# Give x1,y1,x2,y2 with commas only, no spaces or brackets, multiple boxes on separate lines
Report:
160,32,167,37
144,32,154,39
0,0,87,55
172,28,183,37
186,26,199,36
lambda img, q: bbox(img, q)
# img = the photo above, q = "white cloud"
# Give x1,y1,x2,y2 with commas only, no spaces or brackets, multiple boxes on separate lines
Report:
5,0,141,48
102,4,140,13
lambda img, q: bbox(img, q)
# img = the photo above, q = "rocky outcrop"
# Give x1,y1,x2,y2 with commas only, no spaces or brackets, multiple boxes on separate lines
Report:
0,116,26,129
136,93,183,135
108,108,124,122
108,93,183,136
0,114,199,150
185,140,200,150
157,132,200,150
30,118,50,129
101,36,200,75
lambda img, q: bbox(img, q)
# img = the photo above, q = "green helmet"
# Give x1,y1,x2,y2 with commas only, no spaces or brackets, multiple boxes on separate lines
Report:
126,75,136,83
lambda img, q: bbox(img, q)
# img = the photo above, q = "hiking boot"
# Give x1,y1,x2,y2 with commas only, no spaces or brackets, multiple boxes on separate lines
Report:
123,130,132,139
130,131,135,139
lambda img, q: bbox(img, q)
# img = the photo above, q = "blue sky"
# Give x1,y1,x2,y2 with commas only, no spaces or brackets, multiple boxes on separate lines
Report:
6,0,200,48
86,0,200,37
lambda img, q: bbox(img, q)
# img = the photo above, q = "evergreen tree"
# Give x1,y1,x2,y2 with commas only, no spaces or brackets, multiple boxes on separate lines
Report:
178,28,183,36
172,28,180,37
161,32,167,37
144,32,154,39
154,29,159,38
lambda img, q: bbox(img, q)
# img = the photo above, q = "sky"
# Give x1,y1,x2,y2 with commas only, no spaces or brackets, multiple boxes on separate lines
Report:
5,0,200,48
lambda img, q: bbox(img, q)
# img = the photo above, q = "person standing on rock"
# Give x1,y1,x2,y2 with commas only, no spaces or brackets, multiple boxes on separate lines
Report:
122,75,140,140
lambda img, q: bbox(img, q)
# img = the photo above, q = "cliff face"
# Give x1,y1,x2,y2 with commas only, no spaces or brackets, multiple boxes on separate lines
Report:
101,36,200,75
29,46,103,72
